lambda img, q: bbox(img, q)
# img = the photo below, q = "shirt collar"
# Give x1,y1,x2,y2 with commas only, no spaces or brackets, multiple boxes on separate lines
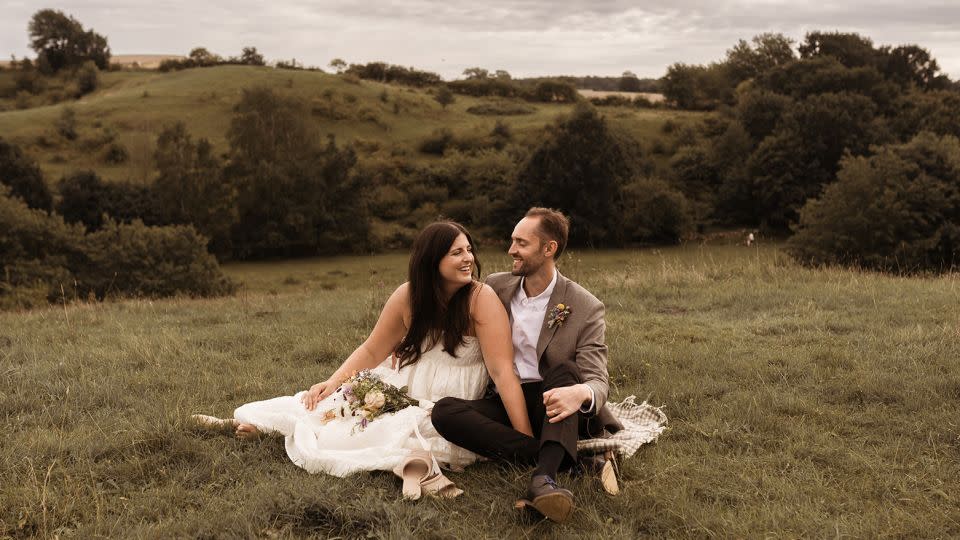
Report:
517,269,558,303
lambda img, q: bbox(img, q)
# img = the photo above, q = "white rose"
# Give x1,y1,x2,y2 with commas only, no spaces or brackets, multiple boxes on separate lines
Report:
364,391,386,410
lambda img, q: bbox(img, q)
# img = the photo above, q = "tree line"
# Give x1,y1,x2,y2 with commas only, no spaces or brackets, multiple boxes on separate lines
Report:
660,31,960,271
3,23,959,310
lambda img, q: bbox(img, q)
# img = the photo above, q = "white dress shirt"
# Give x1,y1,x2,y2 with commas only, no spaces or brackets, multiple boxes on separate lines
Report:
509,270,596,413
510,270,558,383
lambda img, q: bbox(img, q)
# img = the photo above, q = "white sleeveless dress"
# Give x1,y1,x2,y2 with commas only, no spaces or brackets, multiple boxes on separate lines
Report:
234,336,488,477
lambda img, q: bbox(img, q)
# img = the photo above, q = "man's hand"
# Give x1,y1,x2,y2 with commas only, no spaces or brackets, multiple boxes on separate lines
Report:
543,384,591,424
301,379,338,411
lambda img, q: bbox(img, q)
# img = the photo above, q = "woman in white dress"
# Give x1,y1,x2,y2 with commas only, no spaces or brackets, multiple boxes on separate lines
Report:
194,221,533,495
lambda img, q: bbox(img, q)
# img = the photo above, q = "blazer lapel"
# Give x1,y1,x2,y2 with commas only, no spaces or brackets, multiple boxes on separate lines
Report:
495,275,522,315
536,272,568,359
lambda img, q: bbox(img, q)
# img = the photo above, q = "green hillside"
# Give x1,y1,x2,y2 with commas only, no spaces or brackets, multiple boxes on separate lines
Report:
0,66,704,184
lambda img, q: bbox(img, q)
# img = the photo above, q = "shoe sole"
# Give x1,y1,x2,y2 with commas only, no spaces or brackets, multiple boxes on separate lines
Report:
531,492,574,523
600,460,620,496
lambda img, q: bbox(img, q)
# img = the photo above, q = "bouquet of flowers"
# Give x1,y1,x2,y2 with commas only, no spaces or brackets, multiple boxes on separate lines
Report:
322,370,418,432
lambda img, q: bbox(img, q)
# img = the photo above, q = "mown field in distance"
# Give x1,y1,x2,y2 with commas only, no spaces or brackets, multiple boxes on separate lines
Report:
0,66,705,184
2,245,959,538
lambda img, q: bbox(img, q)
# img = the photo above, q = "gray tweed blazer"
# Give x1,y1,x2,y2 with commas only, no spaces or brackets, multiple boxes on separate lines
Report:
486,270,621,436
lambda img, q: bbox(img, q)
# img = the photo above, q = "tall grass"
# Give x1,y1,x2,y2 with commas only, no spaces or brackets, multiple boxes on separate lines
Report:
2,245,959,537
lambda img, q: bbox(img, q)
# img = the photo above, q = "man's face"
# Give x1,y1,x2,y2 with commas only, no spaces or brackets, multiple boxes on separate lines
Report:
509,217,548,276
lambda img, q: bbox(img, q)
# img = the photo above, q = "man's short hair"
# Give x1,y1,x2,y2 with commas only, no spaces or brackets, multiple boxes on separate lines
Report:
525,207,570,259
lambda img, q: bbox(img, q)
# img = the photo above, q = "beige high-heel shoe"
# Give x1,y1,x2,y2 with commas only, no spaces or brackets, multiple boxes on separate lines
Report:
420,469,463,499
393,450,434,500
393,449,464,500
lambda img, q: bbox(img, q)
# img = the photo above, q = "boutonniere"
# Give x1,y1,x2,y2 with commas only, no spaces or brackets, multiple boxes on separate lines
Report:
547,303,571,329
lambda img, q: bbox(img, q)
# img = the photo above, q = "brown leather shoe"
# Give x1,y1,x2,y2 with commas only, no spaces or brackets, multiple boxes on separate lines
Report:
517,475,574,523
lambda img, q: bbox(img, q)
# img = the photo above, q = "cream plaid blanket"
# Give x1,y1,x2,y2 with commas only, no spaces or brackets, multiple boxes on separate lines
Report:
577,396,668,458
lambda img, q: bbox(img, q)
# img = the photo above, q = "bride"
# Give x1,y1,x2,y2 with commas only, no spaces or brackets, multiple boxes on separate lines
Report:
193,221,533,497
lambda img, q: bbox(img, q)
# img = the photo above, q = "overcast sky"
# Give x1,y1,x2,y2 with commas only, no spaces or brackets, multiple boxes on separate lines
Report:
3,0,959,80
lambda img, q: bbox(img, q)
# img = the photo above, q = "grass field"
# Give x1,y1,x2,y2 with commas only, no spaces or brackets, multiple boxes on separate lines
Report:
0,66,705,184
2,245,959,538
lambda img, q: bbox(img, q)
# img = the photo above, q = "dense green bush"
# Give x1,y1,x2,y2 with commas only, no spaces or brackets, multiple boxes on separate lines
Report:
74,60,99,95
465,102,534,116
103,142,128,163
344,62,441,87
57,171,161,230
736,88,793,140
530,80,578,103
447,78,521,98
789,132,960,272
0,187,85,307
1,188,234,307
621,178,693,244
418,129,454,155
588,95,634,107
0,137,52,211
78,219,235,299
56,107,78,139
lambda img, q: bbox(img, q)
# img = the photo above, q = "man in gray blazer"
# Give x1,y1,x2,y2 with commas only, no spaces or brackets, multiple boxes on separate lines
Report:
432,207,620,523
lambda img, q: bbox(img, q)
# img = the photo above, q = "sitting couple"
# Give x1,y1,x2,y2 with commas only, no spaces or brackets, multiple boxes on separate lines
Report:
194,207,623,523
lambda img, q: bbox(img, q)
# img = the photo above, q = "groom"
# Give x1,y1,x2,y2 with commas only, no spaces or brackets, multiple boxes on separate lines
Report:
432,207,621,523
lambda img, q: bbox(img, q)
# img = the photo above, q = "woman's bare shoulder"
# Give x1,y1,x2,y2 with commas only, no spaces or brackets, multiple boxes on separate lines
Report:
469,282,506,318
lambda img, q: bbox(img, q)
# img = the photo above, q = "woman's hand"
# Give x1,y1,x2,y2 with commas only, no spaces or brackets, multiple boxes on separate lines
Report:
301,379,338,411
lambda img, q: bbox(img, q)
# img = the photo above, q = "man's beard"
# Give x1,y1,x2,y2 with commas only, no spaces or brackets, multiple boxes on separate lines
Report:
511,257,542,277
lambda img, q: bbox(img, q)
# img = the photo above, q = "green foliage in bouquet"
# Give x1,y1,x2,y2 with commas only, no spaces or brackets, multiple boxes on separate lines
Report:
324,369,418,431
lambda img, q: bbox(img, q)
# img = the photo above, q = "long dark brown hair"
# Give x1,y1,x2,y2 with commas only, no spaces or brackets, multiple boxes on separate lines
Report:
394,221,482,369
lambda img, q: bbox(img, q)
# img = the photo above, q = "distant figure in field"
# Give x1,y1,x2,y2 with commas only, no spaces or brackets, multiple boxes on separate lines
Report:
746,232,755,247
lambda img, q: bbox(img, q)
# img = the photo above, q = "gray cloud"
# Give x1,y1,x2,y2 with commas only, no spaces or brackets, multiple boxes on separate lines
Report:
2,0,959,79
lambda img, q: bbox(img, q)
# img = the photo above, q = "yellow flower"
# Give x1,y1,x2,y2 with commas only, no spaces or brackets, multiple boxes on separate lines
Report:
557,303,565,310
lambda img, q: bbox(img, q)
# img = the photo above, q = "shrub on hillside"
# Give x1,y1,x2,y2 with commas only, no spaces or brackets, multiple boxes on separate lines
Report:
589,95,634,107
1,188,235,307
57,171,161,230
0,137,52,211
418,129,454,155
788,132,960,273
0,187,85,307
529,80,579,103
621,178,694,244
56,107,78,140
465,102,535,116
77,219,235,299
103,142,128,164
14,68,46,95
447,78,521,98
344,62,441,87
75,60,99,95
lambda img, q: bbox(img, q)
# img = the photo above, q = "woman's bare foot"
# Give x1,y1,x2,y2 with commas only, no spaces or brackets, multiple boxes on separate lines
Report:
234,423,262,440
190,414,237,432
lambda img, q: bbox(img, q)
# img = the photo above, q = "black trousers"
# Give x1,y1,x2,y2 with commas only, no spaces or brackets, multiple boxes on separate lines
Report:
431,362,581,468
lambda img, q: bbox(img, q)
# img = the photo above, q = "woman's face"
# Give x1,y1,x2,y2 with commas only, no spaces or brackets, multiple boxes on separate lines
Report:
438,233,475,291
